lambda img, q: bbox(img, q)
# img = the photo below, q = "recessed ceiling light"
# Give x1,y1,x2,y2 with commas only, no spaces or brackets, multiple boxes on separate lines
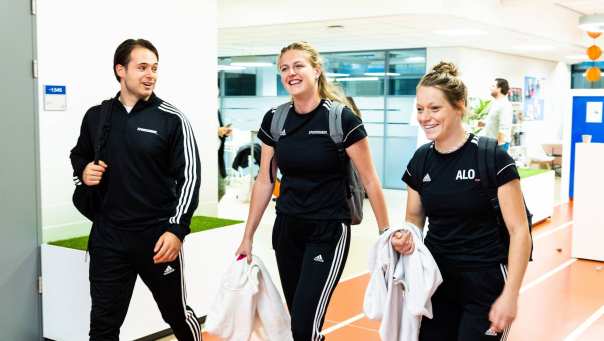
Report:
327,25,344,29
231,62,274,67
578,14,604,32
433,29,487,36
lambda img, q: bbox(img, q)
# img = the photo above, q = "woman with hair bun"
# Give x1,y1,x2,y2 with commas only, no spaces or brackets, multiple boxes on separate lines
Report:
396,61,531,340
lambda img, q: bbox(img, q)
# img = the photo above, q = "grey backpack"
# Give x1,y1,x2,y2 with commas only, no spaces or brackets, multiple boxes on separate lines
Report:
270,101,365,225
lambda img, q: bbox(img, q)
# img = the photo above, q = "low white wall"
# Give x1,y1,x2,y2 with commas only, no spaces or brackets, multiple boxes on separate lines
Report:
42,224,247,341
561,89,604,203
521,170,555,224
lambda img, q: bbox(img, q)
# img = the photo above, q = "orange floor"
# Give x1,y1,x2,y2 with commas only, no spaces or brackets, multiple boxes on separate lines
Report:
203,203,604,340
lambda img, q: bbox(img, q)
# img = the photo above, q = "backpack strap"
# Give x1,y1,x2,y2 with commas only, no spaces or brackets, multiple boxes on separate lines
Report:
94,99,113,165
326,101,350,197
327,101,345,146
477,136,498,191
268,102,291,184
270,102,292,143
477,136,535,260
413,142,433,193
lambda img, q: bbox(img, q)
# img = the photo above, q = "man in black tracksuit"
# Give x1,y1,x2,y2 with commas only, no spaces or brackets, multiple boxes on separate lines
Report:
70,39,202,341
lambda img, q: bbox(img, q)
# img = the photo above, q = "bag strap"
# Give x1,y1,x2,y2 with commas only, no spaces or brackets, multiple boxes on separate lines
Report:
477,136,498,191
325,101,351,197
268,102,291,184
270,102,291,143
327,101,345,146
93,99,113,165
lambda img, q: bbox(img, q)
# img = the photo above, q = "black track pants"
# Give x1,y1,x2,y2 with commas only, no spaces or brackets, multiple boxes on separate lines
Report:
419,264,510,341
88,221,201,341
272,215,351,341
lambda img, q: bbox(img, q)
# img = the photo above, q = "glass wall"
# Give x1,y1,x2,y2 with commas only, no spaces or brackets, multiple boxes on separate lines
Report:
218,48,426,189
571,61,604,89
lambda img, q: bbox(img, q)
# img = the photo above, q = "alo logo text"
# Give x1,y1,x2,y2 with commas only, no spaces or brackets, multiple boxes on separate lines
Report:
456,169,475,180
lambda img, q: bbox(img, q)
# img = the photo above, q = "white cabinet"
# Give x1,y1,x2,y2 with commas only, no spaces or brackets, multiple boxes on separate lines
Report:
572,143,604,261
521,170,555,224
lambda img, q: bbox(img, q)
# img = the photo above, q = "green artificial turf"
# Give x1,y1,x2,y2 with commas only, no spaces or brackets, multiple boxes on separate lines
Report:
518,167,549,179
48,216,243,251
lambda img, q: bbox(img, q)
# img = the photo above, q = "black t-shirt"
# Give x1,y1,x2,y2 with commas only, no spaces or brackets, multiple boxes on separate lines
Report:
257,99,367,220
402,134,519,269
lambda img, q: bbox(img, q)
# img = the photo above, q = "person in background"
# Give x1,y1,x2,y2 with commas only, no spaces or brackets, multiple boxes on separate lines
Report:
217,108,232,201
235,41,413,341
479,78,514,151
399,62,531,340
70,39,202,341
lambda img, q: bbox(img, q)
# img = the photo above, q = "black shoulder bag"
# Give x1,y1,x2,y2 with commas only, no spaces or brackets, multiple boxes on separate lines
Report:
72,99,112,221
477,136,534,261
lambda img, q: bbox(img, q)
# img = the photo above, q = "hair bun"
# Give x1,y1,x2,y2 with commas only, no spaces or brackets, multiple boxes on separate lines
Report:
431,61,458,77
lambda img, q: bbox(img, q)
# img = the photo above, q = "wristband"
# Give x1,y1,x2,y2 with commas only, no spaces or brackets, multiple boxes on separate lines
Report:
379,227,390,235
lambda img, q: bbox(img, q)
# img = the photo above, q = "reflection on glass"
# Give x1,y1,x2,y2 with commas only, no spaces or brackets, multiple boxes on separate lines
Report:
323,51,386,96
217,48,427,189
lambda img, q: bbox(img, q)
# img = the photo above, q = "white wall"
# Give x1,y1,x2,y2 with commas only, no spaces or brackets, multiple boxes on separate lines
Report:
37,0,218,241
426,47,567,144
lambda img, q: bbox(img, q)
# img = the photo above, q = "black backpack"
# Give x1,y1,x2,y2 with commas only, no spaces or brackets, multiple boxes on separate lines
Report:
414,136,534,261
72,99,112,221
269,101,365,225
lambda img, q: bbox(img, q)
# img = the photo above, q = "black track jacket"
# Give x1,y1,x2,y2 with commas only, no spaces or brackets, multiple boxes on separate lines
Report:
70,93,201,240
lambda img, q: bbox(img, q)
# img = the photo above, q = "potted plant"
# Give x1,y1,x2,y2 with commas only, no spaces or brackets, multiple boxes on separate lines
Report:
464,98,491,134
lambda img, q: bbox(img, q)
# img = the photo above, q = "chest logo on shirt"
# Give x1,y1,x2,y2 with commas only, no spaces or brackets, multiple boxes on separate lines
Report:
308,130,328,135
456,169,475,180
137,127,158,135
280,129,286,136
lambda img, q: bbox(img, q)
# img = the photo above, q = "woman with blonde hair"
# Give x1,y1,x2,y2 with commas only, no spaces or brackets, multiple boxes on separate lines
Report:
236,41,413,340
398,61,531,340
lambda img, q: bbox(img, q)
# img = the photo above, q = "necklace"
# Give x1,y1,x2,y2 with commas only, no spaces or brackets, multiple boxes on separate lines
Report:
434,132,469,154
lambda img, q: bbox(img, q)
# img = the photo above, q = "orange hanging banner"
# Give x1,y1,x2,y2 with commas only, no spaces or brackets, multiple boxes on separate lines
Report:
587,45,602,60
586,67,601,82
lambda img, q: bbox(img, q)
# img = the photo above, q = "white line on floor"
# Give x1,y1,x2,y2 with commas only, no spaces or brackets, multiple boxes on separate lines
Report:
533,221,573,241
520,258,577,294
323,313,365,335
563,304,604,341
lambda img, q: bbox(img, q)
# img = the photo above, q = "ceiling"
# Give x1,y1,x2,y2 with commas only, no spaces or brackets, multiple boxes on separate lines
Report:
503,0,604,14
218,0,604,63
551,0,604,15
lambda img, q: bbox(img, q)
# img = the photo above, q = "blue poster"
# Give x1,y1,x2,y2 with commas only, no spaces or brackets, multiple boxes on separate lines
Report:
523,76,544,120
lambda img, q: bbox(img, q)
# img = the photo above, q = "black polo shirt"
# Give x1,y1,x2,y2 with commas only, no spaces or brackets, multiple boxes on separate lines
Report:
402,134,519,269
257,99,366,220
